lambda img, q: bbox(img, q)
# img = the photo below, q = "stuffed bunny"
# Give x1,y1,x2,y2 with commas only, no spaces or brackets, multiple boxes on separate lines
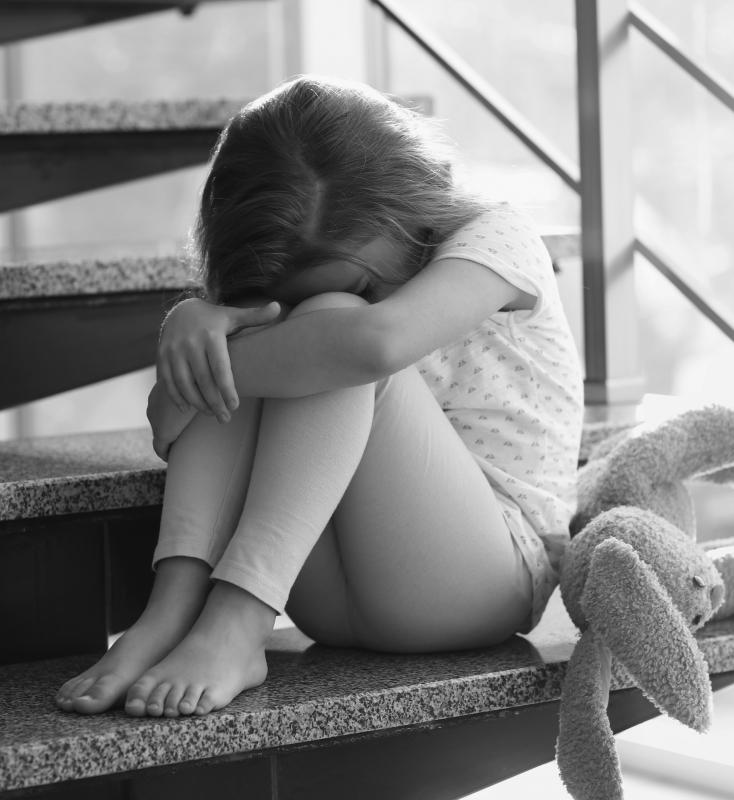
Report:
556,405,734,800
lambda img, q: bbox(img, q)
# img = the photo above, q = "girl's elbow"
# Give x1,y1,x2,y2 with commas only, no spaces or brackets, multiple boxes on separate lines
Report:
366,326,408,379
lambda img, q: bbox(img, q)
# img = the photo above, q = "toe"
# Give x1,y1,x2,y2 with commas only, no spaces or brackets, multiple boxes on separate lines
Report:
125,675,157,717
55,693,74,712
178,686,204,716
55,675,83,703
194,689,218,716
163,685,185,718
73,674,128,714
70,676,96,700
145,682,172,717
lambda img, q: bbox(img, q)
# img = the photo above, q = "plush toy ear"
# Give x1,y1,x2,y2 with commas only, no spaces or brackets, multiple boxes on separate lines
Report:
556,628,622,800
582,537,713,732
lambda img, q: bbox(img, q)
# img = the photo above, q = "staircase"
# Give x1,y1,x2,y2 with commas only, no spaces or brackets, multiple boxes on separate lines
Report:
2,4,734,799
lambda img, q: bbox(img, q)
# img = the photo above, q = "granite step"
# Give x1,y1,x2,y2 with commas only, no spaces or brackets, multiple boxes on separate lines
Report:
0,253,194,301
0,0,247,45
2,595,733,798
0,94,435,212
0,420,623,525
0,98,244,212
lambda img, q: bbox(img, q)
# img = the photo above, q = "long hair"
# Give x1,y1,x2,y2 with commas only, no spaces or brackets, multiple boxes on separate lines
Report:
193,75,485,304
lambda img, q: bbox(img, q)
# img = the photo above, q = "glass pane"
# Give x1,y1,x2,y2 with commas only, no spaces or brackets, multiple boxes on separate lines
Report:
635,252,734,402
384,0,578,228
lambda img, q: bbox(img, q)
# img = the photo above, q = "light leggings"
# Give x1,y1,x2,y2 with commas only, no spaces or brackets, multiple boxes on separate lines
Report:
152,292,534,653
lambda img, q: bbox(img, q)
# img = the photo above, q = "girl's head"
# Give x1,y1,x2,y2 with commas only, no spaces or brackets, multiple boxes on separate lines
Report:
194,75,483,304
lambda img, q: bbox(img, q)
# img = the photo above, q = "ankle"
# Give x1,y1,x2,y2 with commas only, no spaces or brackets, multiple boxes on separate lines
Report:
143,556,212,622
208,580,277,640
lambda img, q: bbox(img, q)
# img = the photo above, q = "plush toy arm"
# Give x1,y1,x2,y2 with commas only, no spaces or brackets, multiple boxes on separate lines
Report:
582,537,713,732
556,628,622,800
695,464,734,485
600,406,734,508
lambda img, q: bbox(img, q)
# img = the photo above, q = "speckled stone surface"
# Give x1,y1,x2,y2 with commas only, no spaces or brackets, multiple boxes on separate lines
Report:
0,428,164,520
0,98,244,135
1,235,577,300
0,255,196,300
0,424,633,522
1,592,732,793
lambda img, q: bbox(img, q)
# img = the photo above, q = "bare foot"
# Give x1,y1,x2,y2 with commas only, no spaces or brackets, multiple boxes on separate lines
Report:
124,581,276,718
55,557,211,715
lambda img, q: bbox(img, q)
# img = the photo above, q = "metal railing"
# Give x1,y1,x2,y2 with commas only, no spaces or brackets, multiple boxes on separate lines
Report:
628,2,734,344
370,0,734,376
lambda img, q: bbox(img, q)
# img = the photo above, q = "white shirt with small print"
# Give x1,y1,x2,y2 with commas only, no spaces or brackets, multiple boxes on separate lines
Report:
415,203,584,629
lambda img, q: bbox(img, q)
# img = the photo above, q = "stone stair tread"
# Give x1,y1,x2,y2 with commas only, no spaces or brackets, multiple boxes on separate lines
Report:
0,423,633,522
0,97,244,135
0,427,163,520
0,254,194,300
1,599,732,794
0,233,579,300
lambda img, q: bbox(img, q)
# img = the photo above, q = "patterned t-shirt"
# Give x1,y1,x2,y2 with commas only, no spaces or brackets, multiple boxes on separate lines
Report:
415,202,584,628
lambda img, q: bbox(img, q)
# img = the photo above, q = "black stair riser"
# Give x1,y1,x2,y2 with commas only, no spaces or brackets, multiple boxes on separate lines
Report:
0,505,160,665
0,0,252,45
1,289,183,409
0,130,219,212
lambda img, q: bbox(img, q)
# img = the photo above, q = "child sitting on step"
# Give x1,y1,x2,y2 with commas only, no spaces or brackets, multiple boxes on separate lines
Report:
55,76,583,718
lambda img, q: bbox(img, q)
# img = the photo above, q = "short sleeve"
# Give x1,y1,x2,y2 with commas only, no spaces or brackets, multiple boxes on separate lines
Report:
430,203,555,320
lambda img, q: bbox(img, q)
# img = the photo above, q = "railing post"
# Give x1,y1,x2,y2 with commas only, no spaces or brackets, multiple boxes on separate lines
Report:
575,0,644,407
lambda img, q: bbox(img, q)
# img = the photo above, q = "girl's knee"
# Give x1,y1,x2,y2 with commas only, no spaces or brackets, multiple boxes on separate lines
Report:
287,291,369,319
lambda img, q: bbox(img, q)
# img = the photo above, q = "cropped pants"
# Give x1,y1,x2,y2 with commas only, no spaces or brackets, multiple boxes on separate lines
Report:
152,293,534,653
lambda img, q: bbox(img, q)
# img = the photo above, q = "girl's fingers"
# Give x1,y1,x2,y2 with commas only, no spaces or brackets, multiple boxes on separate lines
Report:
188,349,230,422
170,354,212,414
206,340,238,412
157,356,189,413
229,302,280,331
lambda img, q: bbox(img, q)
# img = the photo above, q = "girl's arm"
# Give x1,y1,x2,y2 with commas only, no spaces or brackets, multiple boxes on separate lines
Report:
147,380,197,461
223,256,533,398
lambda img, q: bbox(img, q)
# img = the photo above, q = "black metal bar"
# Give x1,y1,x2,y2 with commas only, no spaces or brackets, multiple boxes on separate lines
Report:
635,238,734,343
574,0,642,406
370,0,580,192
629,3,734,115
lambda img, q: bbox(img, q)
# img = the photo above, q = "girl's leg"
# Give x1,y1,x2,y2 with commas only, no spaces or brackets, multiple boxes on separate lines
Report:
287,364,534,653
125,291,532,718
55,397,266,714
124,294,378,717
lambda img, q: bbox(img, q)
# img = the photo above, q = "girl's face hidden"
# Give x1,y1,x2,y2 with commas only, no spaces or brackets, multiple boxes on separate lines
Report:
269,236,408,305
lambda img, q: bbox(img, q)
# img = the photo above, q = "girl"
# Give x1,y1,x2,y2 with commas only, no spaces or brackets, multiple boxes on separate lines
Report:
55,76,583,719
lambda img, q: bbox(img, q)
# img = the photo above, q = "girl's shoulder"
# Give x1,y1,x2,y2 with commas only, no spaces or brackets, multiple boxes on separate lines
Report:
429,201,557,321
456,201,542,238
434,201,549,267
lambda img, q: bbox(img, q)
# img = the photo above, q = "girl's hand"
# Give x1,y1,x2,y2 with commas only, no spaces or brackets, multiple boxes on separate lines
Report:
157,297,281,421
146,380,197,461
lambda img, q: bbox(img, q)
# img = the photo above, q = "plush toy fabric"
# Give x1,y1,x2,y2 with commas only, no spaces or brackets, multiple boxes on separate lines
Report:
556,405,734,800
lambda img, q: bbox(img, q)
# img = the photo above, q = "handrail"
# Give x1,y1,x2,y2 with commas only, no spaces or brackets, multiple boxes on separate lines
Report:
635,238,734,342
370,0,580,192
629,3,734,115
371,0,734,347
